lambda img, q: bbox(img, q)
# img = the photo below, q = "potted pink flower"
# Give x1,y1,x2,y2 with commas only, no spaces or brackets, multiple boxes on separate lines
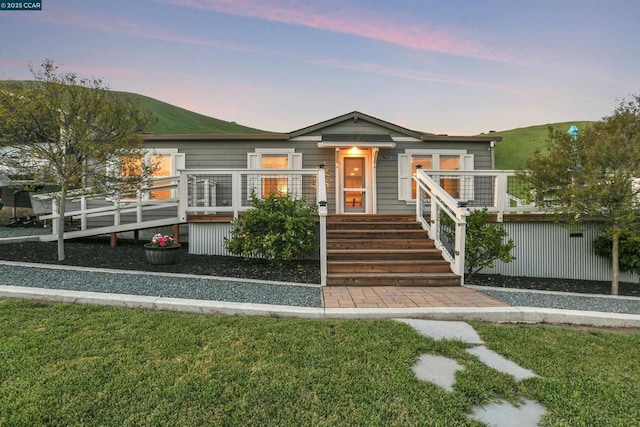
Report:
144,233,181,264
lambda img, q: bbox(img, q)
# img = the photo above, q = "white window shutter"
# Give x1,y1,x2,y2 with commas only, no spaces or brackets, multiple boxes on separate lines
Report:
173,153,185,172
247,152,260,199
289,153,303,199
291,152,302,169
398,153,411,201
461,154,474,203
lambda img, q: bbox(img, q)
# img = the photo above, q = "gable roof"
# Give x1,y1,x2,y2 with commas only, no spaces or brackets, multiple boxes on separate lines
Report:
289,111,424,139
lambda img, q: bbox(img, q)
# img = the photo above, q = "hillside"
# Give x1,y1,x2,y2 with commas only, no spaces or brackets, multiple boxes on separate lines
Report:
0,81,270,135
486,121,593,170
118,91,270,135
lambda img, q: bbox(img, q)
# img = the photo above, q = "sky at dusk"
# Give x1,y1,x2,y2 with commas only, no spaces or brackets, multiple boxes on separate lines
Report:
1,0,638,135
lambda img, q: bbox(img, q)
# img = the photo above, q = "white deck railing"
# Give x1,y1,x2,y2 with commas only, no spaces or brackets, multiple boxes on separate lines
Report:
35,176,182,241
415,169,469,284
424,170,542,220
179,169,323,220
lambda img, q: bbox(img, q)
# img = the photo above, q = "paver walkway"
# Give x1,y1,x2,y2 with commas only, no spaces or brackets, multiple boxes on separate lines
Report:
322,286,509,308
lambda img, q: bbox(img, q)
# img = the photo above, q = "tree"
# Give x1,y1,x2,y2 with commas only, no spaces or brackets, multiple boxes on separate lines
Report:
0,59,155,261
524,94,640,295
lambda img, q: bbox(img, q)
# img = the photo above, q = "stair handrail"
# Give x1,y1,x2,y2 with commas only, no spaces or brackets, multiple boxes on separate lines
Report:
414,168,469,284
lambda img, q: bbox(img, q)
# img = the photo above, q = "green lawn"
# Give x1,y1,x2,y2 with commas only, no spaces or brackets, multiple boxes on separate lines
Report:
1,300,638,426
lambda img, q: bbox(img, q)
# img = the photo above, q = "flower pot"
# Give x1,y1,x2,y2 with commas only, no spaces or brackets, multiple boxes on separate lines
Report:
144,243,181,265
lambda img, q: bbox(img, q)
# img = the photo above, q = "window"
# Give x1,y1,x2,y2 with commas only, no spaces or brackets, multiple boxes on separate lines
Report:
119,149,183,199
398,150,473,202
247,149,302,198
261,154,289,197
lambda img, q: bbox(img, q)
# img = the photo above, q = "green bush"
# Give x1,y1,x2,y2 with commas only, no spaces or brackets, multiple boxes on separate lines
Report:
593,231,640,274
443,208,515,278
224,193,317,264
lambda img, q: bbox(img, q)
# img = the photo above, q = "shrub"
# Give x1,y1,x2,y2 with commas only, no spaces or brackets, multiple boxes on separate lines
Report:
593,231,640,274
224,193,317,264
443,208,515,278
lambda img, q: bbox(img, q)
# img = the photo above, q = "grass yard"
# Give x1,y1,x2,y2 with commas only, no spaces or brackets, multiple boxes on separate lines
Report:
1,300,638,426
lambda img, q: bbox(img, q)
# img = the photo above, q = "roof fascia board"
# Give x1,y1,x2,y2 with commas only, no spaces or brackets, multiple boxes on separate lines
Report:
421,135,503,142
143,133,289,142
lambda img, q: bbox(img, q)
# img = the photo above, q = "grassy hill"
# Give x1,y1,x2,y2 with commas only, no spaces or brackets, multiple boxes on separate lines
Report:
119,91,270,135
486,121,594,170
0,81,270,135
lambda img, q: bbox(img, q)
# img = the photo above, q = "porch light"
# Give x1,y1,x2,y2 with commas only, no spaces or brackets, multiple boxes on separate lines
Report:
349,147,360,154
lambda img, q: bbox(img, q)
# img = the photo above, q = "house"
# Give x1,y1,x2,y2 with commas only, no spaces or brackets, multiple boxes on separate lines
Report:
17,111,638,285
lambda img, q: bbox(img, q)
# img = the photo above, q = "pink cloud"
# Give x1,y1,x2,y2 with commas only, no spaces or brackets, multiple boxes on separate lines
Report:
21,5,263,54
160,0,523,64
309,58,533,98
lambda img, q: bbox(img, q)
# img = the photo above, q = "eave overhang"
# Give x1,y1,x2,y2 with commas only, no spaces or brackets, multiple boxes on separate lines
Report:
317,142,396,148
421,135,503,143
142,133,289,142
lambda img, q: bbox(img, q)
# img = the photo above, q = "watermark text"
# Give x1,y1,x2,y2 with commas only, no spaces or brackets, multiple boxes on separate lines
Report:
0,2,42,11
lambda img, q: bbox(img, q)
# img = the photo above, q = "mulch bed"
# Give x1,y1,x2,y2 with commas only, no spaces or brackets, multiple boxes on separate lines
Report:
0,237,638,296
0,237,320,284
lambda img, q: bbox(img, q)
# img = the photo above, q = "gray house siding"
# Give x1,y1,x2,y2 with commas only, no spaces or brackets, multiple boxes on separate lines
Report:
376,148,412,214
316,121,415,137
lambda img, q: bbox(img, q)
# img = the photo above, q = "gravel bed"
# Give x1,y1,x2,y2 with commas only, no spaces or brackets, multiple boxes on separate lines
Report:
0,264,322,307
472,287,640,315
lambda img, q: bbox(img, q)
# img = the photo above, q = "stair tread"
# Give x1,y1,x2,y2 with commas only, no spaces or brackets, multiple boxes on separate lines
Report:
328,222,421,226
327,229,426,232
328,248,440,253
328,259,448,264
327,272,458,277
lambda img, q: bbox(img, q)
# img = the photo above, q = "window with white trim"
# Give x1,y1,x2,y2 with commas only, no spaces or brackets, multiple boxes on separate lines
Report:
119,149,184,199
398,150,474,202
247,149,302,198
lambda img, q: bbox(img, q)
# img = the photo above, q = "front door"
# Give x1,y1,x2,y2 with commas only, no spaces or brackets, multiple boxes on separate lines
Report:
338,149,372,213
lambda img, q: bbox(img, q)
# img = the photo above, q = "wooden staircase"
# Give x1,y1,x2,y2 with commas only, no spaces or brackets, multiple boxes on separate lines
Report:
326,215,460,287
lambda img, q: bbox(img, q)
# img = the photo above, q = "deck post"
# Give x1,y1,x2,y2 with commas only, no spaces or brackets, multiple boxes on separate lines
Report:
495,173,508,222
317,167,328,286
455,216,467,284
173,224,180,244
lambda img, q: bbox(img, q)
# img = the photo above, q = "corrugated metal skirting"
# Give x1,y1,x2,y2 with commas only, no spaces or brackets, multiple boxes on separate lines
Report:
188,223,233,256
481,222,640,283
188,222,320,260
